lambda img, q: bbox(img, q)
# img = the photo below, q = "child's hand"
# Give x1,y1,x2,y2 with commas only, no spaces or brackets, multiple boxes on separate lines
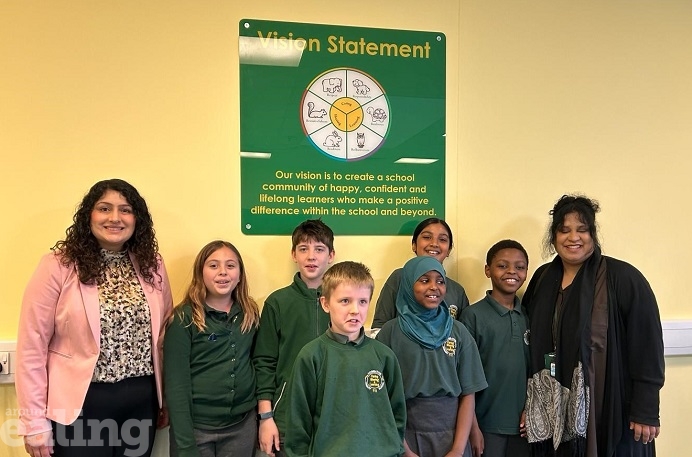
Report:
403,438,419,457
469,424,484,457
156,407,169,429
258,418,280,456
519,409,527,438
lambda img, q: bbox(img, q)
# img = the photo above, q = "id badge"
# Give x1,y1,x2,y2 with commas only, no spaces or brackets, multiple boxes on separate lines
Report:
544,352,556,377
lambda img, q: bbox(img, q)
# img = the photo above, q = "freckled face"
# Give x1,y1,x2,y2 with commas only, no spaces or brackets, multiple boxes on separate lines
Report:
554,212,595,268
413,270,446,309
412,223,451,263
320,283,371,341
90,190,135,251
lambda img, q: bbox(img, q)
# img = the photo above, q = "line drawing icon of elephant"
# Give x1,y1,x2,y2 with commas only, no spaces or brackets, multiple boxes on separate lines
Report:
322,78,343,94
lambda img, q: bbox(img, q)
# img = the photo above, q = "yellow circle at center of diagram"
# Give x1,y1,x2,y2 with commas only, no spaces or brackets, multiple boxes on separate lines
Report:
329,97,364,132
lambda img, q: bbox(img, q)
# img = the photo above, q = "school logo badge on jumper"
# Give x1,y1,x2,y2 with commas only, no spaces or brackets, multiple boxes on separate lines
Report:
448,304,459,319
442,337,457,357
524,329,531,346
365,370,385,392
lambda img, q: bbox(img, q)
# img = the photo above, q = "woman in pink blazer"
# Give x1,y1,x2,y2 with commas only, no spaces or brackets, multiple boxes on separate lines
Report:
17,179,173,457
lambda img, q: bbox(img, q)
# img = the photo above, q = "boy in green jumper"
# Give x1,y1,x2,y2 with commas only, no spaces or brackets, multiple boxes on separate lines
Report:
461,239,530,457
253,219,335,457
285,261,406,457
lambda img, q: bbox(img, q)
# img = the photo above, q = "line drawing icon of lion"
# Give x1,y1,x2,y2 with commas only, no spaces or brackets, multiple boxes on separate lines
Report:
352,79,370,95
367,106,387,123
323,130,342,147
322,78,343,94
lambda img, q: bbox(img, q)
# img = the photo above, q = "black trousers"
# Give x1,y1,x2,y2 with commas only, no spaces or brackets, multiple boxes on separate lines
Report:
52,375,158,457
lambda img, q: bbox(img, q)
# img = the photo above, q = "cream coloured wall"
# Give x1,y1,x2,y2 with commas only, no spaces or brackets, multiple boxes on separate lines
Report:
1,1,690,456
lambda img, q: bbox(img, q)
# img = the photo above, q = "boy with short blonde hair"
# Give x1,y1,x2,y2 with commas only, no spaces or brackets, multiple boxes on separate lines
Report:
285,261,406,457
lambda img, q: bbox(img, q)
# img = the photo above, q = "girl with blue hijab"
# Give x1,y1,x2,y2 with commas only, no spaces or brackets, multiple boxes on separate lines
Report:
377,256,487,457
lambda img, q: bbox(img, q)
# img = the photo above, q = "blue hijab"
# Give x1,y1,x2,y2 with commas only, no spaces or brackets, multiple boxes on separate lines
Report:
396,256,453,349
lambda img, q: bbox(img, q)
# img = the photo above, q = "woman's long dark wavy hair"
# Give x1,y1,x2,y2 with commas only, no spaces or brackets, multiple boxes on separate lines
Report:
52,179,160,286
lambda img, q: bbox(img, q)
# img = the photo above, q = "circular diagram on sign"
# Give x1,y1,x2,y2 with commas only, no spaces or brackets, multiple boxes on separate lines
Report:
300,67,390,161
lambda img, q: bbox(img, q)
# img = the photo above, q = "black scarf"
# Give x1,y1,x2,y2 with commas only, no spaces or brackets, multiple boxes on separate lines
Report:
524,248,604,456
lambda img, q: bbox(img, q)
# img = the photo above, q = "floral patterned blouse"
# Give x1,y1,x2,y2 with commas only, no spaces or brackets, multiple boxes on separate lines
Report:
92,249,154,383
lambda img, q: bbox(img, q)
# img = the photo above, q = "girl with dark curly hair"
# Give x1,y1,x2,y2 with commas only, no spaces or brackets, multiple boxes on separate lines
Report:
17,178,173,457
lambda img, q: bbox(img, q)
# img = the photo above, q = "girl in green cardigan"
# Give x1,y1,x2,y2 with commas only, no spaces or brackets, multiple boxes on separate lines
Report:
164,241,261,457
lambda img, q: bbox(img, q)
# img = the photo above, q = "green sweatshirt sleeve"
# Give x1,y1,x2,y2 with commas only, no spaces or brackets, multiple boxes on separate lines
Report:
285,348,318,457
253,299,281,401
385,351,407,445
163,309,200,457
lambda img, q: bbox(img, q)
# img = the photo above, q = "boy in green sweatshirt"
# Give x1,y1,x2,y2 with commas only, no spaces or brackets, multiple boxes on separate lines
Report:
285,261,406,457
253,219,335,457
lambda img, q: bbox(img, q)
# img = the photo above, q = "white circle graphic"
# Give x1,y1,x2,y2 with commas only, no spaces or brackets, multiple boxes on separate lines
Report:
300,68,390,161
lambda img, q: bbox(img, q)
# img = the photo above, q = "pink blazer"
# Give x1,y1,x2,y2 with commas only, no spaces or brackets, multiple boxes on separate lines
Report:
16,252,173,436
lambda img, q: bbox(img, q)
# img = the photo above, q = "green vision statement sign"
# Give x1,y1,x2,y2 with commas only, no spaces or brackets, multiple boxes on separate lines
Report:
239,19,445,235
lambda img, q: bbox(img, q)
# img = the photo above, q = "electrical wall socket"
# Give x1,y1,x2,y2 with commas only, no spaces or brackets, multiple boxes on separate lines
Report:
0,351,8,375
0,341,16,384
